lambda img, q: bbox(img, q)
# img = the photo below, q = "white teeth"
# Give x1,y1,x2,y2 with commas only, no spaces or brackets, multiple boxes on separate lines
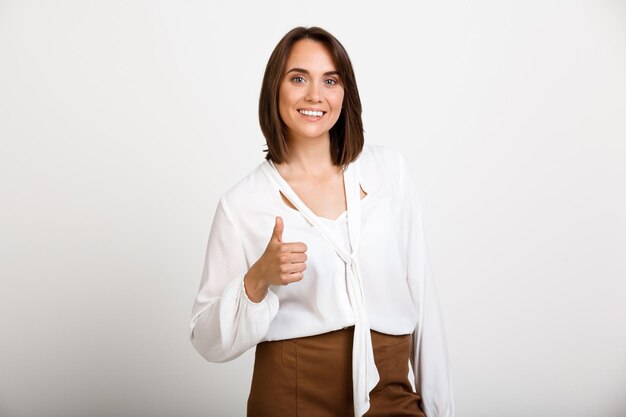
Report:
299,109,324,117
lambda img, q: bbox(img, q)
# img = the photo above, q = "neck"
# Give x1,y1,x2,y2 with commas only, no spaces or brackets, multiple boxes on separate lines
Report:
279,133,338,178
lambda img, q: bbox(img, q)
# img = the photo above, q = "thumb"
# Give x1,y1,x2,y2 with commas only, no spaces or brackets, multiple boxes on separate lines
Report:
271,216,284,243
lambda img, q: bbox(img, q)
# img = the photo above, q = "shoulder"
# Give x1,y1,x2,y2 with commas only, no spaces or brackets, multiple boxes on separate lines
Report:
357,143,407,184
218,160,271,214
359,143,405,165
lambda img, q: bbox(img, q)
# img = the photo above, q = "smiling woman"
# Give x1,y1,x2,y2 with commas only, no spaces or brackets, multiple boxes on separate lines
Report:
189,26,455,417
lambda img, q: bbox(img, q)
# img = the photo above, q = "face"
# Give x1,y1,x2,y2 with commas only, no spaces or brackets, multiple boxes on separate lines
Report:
278,39,345,145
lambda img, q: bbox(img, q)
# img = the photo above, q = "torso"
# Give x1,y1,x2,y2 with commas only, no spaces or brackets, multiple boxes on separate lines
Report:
228,144,421,339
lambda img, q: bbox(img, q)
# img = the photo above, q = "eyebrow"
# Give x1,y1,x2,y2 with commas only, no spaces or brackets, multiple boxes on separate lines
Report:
285,67,340,77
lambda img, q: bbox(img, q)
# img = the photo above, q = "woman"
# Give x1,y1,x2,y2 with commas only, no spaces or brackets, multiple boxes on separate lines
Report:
189,26,455,417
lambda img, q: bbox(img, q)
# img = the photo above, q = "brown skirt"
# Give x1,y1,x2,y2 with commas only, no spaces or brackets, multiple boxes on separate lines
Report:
247,326,426,417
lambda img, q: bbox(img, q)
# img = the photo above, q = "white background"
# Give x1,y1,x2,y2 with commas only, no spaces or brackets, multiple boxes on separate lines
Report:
1,1,625,416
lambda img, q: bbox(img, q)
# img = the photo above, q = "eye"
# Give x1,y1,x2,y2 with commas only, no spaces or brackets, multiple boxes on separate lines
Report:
291,75,306,83
325,78,338,85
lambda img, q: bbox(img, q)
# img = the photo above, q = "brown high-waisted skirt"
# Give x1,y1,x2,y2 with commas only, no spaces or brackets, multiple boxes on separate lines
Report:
247,326,426,417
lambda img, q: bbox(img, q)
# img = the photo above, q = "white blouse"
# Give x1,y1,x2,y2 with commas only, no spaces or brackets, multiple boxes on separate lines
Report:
189,143,455,417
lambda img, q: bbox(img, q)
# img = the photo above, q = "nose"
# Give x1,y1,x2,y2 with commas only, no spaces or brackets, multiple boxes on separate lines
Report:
305,80,322,103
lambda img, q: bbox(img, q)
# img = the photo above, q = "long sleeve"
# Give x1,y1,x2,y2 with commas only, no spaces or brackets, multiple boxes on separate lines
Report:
399,152,455,417
189,195,279,363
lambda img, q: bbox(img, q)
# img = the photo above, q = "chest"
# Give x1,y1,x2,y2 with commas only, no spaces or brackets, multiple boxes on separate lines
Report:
279,175,367,222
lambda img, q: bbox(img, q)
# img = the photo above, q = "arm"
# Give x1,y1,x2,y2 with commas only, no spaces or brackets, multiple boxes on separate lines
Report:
189,195,279,363
399,152,455,417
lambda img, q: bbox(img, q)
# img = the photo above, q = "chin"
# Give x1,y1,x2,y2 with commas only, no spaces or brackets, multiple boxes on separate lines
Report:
301,131,331,140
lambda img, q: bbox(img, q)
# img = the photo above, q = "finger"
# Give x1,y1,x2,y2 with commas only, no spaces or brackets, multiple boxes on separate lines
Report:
282,241,308,253
272,216,284,243
282,271,304,284
286,252,307,263
281,262,307,274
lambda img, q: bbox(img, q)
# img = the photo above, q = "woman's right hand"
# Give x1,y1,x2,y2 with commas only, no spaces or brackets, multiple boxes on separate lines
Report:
243,216,308,302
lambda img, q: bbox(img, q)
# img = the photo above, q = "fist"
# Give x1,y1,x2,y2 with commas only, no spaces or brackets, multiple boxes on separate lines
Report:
244,216,308,303
260,216,308,286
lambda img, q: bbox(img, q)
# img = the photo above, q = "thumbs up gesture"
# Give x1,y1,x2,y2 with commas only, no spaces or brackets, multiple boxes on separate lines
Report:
243,216,308,302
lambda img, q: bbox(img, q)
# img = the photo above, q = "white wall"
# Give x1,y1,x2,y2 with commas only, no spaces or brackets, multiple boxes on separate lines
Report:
1,1,624,416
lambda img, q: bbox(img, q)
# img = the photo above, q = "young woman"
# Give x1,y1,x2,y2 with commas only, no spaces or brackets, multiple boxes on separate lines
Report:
189,26,455,417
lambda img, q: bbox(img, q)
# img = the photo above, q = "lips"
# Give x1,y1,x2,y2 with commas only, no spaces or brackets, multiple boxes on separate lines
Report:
297,109,326,119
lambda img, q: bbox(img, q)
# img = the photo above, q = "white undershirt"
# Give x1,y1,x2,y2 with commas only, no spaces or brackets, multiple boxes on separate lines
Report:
317,211,356,326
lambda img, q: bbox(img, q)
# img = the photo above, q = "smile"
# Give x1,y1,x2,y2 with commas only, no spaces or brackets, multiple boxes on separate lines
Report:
298,109,326,118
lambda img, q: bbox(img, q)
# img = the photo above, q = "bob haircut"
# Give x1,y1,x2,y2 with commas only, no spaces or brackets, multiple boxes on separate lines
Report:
259,26,364,168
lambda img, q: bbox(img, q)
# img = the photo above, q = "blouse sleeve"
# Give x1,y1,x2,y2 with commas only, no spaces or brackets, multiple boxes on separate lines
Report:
399,152,456,417
189,195,279,363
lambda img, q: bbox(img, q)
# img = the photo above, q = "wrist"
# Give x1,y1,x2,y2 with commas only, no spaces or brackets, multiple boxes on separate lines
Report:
243,268,269,303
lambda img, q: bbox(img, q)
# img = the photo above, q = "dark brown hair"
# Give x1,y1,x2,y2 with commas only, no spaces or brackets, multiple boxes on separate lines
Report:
259,26,364,168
